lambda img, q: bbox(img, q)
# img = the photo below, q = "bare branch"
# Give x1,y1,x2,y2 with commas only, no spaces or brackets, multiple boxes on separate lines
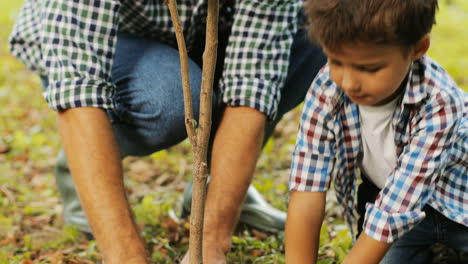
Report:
166,0,218,262
167,0,197,146
189,0,219,262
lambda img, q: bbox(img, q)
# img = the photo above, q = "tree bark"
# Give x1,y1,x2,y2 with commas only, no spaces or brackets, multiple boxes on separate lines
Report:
166,0,219,263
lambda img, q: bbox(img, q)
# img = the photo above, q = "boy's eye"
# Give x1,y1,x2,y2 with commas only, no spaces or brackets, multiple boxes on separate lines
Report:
359,66,381,73
329,59,342,66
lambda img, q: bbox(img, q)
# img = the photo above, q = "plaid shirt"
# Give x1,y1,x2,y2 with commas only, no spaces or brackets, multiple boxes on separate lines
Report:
8,0,302,119
290,55,468,243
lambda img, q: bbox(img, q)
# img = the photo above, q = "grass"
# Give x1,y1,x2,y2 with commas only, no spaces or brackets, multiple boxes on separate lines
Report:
0,0,467,263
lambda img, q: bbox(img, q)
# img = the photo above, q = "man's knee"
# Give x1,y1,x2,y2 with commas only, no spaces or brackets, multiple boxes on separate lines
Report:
110,41,206,156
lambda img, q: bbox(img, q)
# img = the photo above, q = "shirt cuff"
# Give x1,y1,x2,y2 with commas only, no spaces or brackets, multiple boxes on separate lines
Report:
220,77,280,120
44,78,115,111
289,151,335,192
363,203,426,243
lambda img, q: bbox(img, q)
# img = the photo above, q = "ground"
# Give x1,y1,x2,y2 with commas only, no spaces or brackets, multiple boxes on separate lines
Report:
0,0,467,263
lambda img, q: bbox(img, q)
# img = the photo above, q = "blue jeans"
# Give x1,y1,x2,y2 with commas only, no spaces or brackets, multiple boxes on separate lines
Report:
357,177,468,264
381,206,468,264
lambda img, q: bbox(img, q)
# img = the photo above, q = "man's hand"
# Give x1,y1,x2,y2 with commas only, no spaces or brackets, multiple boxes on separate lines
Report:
342,232,392,264
57,107,148,264
285,191,326,264
181,106,266,263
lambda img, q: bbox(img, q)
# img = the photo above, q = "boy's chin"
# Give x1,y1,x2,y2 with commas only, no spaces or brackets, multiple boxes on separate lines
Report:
347,94,370,105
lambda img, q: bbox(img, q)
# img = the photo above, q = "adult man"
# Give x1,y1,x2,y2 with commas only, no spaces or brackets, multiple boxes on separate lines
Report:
9,0,326,263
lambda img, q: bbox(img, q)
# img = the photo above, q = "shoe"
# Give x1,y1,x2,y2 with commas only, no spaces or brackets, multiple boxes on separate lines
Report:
55,149,93,235
181,180,286,233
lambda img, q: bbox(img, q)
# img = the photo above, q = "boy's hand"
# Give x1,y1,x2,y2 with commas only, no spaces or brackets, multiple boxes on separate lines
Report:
343,232,392,264
285,191,326,264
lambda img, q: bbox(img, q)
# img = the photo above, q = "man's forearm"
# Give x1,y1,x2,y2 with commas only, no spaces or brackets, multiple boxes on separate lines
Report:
203,106,266,252
57,107,148,264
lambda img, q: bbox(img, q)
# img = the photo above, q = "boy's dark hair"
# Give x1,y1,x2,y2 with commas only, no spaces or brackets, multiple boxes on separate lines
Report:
305,0,438,50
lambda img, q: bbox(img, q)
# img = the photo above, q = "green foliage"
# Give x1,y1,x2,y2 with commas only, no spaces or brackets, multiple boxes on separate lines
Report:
134,195,172,226
43,225,81,249
0,216,13,234
228,230,285,263
429,0,468,91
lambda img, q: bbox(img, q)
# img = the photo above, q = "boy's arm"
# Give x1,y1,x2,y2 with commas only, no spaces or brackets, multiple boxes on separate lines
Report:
343,232,392,264
361,86,465,245
285,191,326,264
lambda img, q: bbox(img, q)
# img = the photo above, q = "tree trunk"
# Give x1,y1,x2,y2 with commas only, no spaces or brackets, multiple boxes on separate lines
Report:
166,0,219,263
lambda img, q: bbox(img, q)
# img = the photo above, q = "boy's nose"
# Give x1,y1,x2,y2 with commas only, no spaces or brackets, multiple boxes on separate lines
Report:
341,70,360,94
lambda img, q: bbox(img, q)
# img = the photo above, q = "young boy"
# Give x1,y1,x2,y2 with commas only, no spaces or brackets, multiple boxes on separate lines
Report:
285,0,468,263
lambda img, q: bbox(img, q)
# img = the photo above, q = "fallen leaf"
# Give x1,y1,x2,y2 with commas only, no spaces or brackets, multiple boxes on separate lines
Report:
250,249,264,257
0,144,10,153
154,173,173,186
127,160,156,183
251,229,268,240
0,234,15,246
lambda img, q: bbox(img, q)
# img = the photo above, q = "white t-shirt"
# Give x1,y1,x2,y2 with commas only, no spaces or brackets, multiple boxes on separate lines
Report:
358,97,400,189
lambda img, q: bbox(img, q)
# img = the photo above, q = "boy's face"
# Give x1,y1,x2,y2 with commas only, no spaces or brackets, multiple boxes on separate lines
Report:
324,39,428,106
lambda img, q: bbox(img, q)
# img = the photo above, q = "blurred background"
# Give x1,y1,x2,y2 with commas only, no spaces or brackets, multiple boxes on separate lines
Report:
0,0,467,263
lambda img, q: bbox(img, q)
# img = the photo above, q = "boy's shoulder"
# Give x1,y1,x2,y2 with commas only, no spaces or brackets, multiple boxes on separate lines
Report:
307,65,346,113
409,56,467,111
417,56,458,94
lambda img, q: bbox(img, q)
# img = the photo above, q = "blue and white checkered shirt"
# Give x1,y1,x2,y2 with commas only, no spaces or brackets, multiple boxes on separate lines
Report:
9,0,302,119
290,55,468,243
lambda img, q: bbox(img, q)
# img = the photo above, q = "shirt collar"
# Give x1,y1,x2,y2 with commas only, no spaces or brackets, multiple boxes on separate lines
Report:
401,56,429,105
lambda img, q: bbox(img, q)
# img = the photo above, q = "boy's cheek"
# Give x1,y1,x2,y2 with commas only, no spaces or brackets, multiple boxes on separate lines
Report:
329,68,342,87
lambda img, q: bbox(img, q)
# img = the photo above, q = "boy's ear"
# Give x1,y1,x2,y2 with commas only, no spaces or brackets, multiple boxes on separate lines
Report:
411,35,430,60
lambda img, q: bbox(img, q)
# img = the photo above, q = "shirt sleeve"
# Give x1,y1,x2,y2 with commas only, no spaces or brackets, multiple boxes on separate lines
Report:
219,0,302,120
9,0,44,75
289,69,337,192
40,0,121,110
363,90,464,243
